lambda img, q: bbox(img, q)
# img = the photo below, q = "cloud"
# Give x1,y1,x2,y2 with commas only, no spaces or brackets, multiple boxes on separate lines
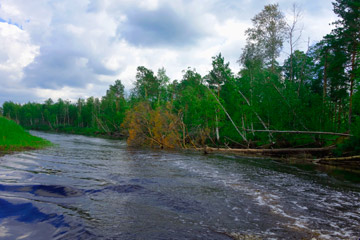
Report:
24,50,94,89
0,0,337,105
20,0,121,89
0,87,37,104
120,4,209,47
0,21,39,86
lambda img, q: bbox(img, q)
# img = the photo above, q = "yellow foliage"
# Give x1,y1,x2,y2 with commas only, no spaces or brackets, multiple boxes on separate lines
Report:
122,102,181,148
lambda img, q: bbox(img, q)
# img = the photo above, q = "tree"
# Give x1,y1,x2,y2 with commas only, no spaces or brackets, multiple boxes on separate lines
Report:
2,101,21,123
286,3,303,82
76,98,85,127
283,50,314,94
101,80,127,131
107,79,125,99
206,53,232,95
245,3,287,72
122,102,181,148
332,0,360,126
205,53,233,142
156,67,170,105
173,68,220,146
133,66,160,104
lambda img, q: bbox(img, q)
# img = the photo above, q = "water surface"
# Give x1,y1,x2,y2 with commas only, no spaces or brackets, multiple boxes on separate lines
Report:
0,131,359,239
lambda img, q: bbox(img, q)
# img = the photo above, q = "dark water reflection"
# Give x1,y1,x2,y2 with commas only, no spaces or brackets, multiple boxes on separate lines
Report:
0,131,359,239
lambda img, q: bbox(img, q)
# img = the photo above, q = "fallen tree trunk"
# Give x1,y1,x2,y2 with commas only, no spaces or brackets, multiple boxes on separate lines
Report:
197,146,333,154
243,129,351,137
238,89,273,142
206,85,248,144
271,82,309,131
320,155,360,161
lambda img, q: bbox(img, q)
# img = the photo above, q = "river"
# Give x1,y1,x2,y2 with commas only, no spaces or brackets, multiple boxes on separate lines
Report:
0,131,359,239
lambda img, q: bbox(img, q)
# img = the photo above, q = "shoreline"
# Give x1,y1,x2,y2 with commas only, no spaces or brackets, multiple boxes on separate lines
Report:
0,144,52,156
193,146,360,171
7,129,360,171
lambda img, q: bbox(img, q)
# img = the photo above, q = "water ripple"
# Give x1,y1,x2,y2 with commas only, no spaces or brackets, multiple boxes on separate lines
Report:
0,131,359,239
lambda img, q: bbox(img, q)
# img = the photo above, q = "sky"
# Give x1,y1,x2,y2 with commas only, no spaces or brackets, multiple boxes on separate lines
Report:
0,0,337,105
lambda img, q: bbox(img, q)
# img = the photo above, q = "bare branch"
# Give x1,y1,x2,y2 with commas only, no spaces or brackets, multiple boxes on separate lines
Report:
206,85,248,144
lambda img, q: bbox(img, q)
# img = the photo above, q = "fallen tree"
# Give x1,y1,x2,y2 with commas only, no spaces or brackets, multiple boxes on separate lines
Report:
317,155,360,169
319,155,360,161
197,146,334,155
243,129,351,137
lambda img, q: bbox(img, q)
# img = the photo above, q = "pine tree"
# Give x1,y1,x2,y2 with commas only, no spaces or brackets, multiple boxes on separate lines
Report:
332,0,360,126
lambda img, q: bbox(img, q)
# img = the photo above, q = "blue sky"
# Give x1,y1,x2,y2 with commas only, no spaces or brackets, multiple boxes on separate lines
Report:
0,0,337,104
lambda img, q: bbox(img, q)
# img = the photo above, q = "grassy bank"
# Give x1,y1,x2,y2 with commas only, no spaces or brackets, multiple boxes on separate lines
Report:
0,117,52,154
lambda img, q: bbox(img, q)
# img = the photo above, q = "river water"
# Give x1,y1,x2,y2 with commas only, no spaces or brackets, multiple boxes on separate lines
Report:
0,131,359,239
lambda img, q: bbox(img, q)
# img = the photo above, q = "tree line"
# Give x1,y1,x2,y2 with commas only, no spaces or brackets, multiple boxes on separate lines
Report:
2,80,127,135
2,0,360,155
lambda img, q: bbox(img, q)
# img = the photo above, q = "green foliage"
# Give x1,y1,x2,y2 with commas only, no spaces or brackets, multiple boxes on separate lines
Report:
2,80,128,136
173,68,221,145
0,116,51,152
1,1,359,156
283,50,315,86
334,117,360,156
331,0,360,126
133,66,160,104
244,3,287,70
205,53,232,90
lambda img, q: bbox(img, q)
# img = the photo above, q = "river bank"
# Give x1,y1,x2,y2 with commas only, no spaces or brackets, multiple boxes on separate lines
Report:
8,122,360,171
194,146,360,171
0,117,52,155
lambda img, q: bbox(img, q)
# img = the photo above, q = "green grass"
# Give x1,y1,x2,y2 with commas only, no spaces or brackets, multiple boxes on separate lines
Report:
0,116,52,153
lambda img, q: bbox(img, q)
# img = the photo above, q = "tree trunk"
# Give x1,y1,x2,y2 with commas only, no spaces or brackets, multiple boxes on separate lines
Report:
337,99,342,132
215,84,221,143
215,113,220,143
271,82,309,130
290,39,294,82
298,38,310,96
199,146,333,154
348,46,357,127
206,85,248,144
320,155,360,161
323,50,328,102
243,129,351,137
238,89,273,142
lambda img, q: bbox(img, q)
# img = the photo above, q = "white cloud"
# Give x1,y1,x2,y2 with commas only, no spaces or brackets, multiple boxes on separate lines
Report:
139,0,160,10
0,22,39,85
0,0,338,104
33,84,105,102
302,8,337,47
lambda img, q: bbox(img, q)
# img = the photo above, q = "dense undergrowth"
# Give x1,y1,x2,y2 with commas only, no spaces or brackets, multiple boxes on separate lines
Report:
334,117,360,156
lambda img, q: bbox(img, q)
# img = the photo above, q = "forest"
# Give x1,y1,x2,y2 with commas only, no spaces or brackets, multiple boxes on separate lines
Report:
1,0,359,157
